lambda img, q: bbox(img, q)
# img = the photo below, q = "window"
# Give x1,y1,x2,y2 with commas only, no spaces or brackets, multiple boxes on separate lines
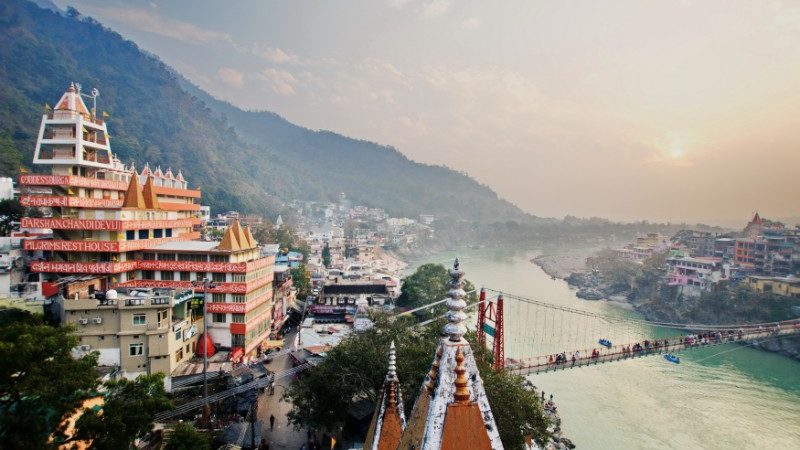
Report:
210,255,228,263
160,271,174,281
175,349,183,363
179,254,205,262
212,313,227,323
153,229,163,238
132,314,146,325
231,334,245,346
232,295,246,303
180,272,191,281
212,293,226,303
142,270,155,280
232,314,245,323
129,343,143,356
196,272,206,282
126,230,135,240
143,253,156,261
158,253,176,261
166,228,173,237
138,229,149,240
212,272,226,283
232,274,246,282
175,330,182,340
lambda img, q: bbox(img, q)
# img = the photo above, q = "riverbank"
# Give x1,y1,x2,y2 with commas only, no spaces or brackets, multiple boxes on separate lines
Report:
546,247,800,364
531,253,591,279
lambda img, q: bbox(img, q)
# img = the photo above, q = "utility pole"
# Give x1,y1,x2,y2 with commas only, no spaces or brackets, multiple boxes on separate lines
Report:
192,277,218,403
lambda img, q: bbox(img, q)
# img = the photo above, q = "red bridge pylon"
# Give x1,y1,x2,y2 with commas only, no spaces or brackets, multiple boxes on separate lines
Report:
476,288,505,370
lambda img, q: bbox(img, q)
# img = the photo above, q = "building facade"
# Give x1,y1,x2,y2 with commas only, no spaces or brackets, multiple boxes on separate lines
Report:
19,84,274,368
118,223,274,361
59,286,199,380
21,84,201,290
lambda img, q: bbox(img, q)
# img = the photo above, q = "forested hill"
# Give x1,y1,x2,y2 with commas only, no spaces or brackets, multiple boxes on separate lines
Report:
178,79,527,223
0,0,527,222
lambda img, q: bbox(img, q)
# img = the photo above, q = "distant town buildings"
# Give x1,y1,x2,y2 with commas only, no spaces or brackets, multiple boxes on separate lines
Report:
665,212,799,297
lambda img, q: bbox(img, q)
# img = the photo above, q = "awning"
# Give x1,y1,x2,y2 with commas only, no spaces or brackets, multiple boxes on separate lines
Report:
229,346,244,363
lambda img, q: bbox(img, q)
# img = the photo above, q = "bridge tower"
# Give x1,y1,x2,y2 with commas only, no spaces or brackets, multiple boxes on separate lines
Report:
493,295,505,370
476,289,505,370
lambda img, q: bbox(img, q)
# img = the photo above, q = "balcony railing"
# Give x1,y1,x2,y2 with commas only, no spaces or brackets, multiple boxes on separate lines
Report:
48,110,104,125
124,298,146,307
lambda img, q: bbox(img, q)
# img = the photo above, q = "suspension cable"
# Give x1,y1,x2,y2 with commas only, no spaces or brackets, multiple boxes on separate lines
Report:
485,287,800,330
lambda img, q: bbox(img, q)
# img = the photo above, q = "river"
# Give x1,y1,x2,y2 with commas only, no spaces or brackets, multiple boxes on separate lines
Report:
408,249,800,449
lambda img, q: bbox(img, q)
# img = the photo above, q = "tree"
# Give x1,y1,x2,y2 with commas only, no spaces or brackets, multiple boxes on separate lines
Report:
252,224,310,258
0,198,24,236
291,263,312,299
71,374,172,450
396,263,478,317
283,315,441,434
473,340,550,448
322,243,331,268
0,132,24,177
0,309,98,449
283,316,550,448
164,422,211,450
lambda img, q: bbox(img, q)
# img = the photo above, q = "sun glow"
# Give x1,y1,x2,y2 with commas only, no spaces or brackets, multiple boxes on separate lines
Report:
669,146,685,158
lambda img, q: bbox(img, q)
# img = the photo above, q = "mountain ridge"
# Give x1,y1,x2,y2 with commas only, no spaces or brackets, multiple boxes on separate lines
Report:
0,0,528,223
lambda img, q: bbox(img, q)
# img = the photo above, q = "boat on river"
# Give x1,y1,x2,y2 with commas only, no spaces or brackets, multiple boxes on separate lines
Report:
664,353,680,364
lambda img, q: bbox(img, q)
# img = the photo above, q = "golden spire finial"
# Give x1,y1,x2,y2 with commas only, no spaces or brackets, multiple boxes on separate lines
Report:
453,347,470,403
425,345,444,391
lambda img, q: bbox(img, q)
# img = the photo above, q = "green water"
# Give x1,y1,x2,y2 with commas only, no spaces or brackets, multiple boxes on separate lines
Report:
409,250,800,449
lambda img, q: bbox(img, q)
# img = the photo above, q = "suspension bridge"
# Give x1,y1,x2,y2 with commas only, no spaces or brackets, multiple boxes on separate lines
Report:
471,287,800,375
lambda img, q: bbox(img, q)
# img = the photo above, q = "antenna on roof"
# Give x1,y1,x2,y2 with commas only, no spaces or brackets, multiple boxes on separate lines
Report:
77,85,100,118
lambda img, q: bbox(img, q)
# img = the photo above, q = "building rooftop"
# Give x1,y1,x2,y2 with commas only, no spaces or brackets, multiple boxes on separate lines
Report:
668,256,722,265
321,281,389,296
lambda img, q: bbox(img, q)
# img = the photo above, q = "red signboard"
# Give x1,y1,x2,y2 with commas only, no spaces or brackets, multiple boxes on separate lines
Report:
21,217,198,231
19,175,202,198
29,260,137,274
20,195,123,209
23,235,200,253
136,260,248,273
119,279,250,294
19,174,127,191
207,302,247,314
25,239,121,252
229,323,246,334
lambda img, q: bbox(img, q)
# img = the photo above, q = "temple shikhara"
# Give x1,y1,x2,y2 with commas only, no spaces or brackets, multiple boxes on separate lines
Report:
366,260,504,450
18,84,275,379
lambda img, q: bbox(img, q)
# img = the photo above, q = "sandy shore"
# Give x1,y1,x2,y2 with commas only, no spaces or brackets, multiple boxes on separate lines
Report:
374,247,408,277
532,253,591,279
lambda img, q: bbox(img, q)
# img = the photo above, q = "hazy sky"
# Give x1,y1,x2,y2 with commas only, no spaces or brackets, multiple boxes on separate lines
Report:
54,0,800,224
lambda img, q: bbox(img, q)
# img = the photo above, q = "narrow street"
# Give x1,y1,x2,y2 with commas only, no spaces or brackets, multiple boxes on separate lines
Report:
257,330,308,450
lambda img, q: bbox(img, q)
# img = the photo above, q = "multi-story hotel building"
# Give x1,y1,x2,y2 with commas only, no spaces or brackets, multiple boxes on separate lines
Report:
20,84,274,366
20,83,201,286
117,222,274,361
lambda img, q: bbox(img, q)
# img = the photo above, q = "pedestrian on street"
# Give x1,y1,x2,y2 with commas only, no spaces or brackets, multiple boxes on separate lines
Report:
269,414,276,430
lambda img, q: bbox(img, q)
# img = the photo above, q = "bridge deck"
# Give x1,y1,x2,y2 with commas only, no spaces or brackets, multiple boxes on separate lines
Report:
507,327,800,376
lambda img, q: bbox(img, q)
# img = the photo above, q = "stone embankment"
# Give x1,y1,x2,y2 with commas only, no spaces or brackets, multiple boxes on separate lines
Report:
750,335,800,362
524,381,575,450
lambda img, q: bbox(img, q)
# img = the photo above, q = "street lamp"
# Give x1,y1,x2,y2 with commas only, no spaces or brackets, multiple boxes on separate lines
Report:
192,277,218,402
